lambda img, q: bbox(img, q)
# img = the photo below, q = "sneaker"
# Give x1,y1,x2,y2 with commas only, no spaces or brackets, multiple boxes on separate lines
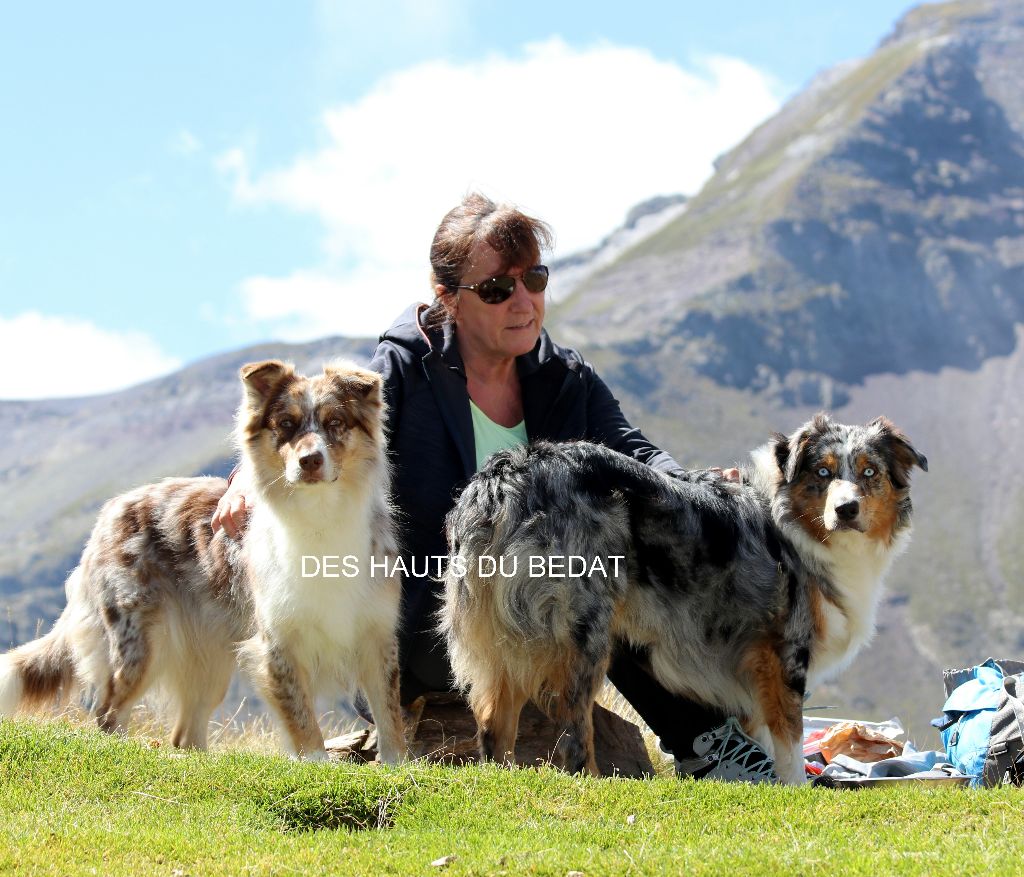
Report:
674,718,779,783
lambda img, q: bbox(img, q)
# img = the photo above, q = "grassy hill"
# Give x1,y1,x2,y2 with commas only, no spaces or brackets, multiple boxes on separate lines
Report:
2,719,1023,876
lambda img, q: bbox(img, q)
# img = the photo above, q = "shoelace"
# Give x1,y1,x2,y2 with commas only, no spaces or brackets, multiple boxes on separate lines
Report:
718,731,777,776
691,719,778,780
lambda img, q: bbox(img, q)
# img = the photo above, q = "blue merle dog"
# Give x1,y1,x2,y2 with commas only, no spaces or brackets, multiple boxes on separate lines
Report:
440,414,926,783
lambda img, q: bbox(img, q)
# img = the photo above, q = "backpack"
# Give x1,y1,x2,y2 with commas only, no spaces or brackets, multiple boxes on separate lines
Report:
937,658,1024,788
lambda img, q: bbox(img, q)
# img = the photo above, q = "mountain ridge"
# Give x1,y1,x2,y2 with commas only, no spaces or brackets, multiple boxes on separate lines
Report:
551,0,1024,408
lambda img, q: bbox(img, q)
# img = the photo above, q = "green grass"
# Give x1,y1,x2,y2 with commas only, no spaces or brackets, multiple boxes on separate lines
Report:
3,720,1024,875
900,0,993,32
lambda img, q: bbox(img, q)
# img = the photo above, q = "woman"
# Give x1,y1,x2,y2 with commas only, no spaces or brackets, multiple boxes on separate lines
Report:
214,193,775,781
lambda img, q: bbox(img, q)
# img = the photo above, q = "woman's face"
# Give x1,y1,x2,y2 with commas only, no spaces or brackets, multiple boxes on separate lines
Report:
446,240,545,363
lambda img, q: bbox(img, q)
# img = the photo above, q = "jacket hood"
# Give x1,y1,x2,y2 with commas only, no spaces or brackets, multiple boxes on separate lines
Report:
378,302,446,359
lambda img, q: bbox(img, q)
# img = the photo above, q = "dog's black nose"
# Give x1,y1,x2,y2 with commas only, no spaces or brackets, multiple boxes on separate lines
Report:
835,500,860,521
299,451,324,472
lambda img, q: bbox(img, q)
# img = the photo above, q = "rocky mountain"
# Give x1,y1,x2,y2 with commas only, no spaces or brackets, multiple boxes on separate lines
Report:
2,0,1022,744
546,0,1024,739
555,0,1024,407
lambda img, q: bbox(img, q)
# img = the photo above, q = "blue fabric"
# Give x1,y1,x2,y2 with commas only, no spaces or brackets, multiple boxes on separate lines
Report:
821,751,960,783
867,750,945,778
942,665,1004,713
941,660,1005,788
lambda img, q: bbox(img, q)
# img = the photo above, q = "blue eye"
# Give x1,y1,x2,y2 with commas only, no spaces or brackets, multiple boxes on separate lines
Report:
817,467,831,478
863,467,876,477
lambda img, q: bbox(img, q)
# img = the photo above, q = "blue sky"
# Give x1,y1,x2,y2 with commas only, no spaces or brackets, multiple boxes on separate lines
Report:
0,0,915,399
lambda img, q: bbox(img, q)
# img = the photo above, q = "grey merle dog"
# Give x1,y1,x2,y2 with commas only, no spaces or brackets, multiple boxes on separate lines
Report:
440,414,926,783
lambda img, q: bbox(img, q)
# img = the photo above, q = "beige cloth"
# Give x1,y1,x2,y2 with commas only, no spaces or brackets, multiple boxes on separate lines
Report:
818,721,904,763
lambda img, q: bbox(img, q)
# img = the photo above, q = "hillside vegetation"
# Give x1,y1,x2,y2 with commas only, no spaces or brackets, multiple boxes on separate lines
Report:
2,719,1023,876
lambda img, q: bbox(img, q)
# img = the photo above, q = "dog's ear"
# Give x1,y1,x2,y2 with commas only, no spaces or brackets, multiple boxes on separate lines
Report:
323,362,383,406
240,360,294,407
869,416,928,488
775,413,832,483
780,426,811,484
772,432,792,479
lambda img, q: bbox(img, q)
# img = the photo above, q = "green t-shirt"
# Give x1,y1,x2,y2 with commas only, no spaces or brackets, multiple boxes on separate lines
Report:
470,399,528,470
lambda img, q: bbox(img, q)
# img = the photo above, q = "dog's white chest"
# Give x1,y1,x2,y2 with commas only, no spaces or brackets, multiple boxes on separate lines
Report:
809,534,891,683
810,599,856,683
245,497,379,642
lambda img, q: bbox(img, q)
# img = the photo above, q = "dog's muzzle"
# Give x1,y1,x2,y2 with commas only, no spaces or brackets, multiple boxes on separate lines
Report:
827,483,864,531
286,434,334,485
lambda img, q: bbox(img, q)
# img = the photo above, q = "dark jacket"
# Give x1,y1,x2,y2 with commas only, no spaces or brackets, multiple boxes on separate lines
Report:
368,303,684,700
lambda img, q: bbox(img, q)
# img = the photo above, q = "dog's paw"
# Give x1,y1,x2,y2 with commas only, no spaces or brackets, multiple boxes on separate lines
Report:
295,748,329,763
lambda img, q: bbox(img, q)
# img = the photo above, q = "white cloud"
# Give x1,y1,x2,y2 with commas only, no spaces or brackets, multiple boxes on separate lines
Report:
0,313,181,400
238,265,428,341
221,38,782,339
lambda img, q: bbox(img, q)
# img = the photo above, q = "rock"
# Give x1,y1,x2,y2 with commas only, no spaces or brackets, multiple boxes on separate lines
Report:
323,727,374,761
325,692,655,778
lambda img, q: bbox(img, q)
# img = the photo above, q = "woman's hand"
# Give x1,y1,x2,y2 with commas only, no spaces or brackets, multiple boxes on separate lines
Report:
211,481,251,539
709,467,742,483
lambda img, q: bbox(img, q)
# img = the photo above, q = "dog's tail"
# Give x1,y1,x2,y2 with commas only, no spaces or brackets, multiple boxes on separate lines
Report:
0,627,75,717
0,572,80,718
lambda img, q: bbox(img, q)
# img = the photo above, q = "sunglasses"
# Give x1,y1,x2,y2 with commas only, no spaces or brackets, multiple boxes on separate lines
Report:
455,265,549,304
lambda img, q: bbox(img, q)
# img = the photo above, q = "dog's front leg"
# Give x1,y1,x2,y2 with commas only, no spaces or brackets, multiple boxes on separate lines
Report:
554,662,607,777
242,637,326,759
358,631,406,765
556,709,599,776
773,738,807,785
472,674,528,767
744,640,807,785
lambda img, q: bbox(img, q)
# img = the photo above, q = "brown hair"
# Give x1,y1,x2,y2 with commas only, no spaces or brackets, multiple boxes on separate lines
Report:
425,193,553,325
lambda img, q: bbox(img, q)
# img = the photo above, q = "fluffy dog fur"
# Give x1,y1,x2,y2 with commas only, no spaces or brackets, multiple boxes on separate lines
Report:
440,414,926,783
0,360,406,763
